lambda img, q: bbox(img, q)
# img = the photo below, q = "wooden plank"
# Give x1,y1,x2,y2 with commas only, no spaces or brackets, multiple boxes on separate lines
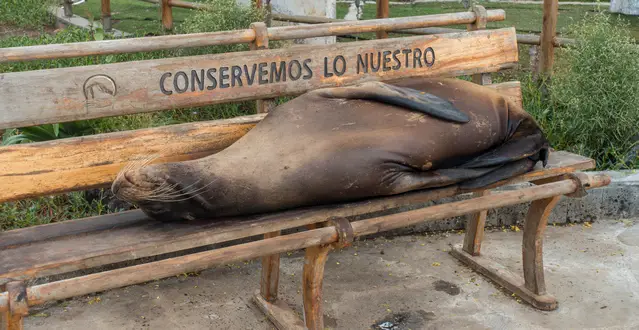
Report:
376,0,390,39
0,77,568,205
253,291,306,330
462,190,490,256
0,114,264,203
450,245,558,310
539,0,558,77
260,231,281,302
0,173,608,310
0,28,518,130
0,10,504,64
487,81,522,107
351,173,610,238
0,150,598,286
522,196,561,294
302,244,331,330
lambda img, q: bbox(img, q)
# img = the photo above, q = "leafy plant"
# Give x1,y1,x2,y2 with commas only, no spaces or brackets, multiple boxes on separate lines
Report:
547,11,639,169
0,0,57,29
2,122,94,145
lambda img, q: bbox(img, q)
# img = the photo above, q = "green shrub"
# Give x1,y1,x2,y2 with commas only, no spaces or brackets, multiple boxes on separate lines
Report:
176,0,268,55
546,12,639,169
0,0,56,29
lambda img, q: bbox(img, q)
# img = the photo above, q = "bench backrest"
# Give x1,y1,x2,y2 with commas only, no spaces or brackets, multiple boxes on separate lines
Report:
0,10,520,204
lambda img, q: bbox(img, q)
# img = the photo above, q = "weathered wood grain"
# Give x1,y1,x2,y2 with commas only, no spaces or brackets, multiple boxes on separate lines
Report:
0,28,517,130
462,190,490,256
302,244,331,330
376,0,390,39
101,0,111,32
0,11,504,63
161,0,173,30
522,196,561,294
539,0,558,76
260,231,281,302
351,173,610,237
450,245,558,310
0,172,608,310
0,150,597,286
253,291,306,330
0,79,563,205
0,114,264,203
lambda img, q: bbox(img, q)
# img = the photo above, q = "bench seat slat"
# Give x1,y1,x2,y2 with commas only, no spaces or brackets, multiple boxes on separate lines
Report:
0,150,594,285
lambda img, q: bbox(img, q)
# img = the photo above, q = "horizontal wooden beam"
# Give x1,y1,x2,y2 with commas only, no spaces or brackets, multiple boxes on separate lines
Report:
0,81,521,203
0,28,517,130
271,13,576,47
0,10,505,63
0,150,595,285
0,172,610,308
0,114,264,203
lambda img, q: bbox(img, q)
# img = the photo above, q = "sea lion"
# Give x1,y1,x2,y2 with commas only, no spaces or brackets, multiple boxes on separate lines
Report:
111,77,549,222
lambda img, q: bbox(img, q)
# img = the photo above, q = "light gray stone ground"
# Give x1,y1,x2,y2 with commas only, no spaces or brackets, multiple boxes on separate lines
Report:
23,219,639,330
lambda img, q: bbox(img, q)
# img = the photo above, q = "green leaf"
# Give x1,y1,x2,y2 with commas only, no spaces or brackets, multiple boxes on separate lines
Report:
2,134,30,145
94,28,104,41
52,123,60,137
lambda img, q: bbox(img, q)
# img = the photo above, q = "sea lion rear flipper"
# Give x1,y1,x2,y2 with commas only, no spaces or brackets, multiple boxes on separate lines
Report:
316,81,470,123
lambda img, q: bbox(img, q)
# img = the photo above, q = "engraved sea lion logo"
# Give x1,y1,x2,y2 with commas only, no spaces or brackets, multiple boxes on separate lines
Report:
83,74,117,101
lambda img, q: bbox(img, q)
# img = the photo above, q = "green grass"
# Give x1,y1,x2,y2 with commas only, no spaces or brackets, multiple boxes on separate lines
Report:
2,0,639,230
0,0,57,30
335,2,639,39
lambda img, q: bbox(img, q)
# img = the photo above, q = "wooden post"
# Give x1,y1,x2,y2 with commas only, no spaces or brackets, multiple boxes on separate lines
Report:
62,0,74,17
6,282,27,330
302,244,331,330
376,0,389,39
260,231,281,302
161,0,173,31
522,196,561,295
101,0,112,32
462,190,491,256
538,0,558,80
249,22,276,114
467,5,491,85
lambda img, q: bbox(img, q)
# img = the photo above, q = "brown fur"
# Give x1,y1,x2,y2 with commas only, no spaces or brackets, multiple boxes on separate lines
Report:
112,77,549,222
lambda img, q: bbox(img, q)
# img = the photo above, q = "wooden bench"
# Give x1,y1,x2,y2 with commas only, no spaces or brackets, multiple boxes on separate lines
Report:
0,7,611,330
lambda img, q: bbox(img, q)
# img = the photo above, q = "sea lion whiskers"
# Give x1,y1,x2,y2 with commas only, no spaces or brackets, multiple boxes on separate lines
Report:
137,177,221,203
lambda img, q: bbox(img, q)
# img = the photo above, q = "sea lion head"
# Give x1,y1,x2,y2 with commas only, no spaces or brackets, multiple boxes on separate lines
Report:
111,159,212,222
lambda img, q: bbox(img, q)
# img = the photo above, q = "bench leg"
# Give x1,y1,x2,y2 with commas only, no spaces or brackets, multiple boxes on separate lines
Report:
2,281,28,330
451,195,560,311
253,231,306,330
260,231,281,302
462,190,490,256
302,244,331,330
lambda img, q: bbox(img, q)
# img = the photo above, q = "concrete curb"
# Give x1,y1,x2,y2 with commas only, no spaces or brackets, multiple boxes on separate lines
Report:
364,170,638,237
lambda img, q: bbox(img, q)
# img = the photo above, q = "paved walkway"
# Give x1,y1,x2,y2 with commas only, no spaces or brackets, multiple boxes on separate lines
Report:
24,219,639,329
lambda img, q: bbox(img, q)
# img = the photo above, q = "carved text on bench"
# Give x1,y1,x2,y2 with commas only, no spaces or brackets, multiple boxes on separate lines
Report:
159,47,436,95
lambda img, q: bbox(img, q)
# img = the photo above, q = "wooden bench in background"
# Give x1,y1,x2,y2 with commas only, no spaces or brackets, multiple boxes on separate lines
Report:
0,7,610,330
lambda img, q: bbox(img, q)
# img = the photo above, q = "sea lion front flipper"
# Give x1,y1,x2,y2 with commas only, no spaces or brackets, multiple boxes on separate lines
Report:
316,81,470,123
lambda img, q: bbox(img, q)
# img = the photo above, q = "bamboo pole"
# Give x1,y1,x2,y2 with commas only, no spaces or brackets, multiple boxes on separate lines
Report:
0,173,610,309
0,10,505,63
